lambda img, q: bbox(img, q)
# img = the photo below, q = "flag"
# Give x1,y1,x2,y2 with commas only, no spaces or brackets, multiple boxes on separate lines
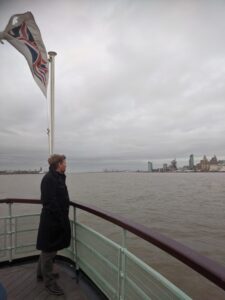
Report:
0,12,49,97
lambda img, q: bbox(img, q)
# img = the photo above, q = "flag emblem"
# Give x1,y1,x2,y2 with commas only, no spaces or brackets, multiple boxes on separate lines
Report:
0,12,49,97
9,22,48,88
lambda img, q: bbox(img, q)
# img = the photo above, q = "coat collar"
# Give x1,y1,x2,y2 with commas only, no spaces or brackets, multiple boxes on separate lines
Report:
49,166,66,179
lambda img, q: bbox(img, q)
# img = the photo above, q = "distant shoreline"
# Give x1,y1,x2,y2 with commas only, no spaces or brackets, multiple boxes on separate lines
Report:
1,170,225,175
0,170,44,175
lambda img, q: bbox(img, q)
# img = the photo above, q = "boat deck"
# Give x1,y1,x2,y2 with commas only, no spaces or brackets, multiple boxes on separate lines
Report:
0,258,107,300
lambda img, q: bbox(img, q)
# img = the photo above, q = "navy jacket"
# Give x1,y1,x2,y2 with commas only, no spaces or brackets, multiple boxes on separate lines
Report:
36,167,71,252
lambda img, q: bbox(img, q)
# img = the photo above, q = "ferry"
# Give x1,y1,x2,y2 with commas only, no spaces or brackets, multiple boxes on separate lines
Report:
1,11,225,300
1,197,225,299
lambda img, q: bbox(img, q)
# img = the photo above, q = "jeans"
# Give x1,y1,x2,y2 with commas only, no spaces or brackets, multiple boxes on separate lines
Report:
37,251,57,287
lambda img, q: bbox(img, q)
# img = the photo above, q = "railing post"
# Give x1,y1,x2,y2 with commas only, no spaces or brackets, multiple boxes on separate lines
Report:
15,217,17,255
8,203,13,262
73,206,79,282
118,229,127,300
4,218,7,257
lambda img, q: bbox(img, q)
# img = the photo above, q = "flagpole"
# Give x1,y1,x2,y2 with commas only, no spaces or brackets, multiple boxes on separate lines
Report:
48,51,57,155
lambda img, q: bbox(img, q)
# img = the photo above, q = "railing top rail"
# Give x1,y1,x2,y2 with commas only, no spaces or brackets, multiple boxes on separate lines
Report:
0,198,41,204
1,198,225,291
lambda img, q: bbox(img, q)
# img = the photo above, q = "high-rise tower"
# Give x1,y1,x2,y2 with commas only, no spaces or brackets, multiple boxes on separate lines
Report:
189,154,194,170
148,161,153,172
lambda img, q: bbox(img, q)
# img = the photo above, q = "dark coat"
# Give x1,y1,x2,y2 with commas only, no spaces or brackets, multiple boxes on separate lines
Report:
36,168,71,252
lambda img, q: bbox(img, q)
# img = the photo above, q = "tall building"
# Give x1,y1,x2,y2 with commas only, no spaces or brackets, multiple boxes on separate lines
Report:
170,159,177,171
148,161,153,172
189,154,194,170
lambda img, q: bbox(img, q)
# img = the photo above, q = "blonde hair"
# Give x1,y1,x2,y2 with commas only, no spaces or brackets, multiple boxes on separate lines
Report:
48,154,66,170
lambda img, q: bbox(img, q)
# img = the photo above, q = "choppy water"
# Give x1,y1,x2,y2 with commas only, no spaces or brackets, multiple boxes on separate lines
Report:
0,172,225,299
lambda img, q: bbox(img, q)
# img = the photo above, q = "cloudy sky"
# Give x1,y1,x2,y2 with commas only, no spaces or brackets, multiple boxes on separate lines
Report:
1,0,225,172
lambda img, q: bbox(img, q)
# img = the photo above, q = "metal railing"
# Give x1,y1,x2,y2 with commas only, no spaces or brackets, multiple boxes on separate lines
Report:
1,198,225,299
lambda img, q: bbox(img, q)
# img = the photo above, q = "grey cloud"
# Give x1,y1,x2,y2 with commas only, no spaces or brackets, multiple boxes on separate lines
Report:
1,0,225,171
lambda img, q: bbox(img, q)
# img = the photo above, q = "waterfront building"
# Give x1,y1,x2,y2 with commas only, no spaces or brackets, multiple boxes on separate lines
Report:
209,155,218,165
196,155,210,172
170,159,177,171
148,161,153,172
218,160,225,165
189,154,194,170
163,164,167,172
209,155,220,171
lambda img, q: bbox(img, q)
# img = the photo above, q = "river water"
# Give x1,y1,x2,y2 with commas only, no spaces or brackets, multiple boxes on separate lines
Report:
0,172,225,299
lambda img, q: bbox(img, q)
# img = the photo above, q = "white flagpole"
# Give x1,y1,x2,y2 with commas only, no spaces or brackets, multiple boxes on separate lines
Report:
48,51,57,155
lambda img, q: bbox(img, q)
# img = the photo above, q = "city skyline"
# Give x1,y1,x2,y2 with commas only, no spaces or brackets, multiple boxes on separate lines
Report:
1,152,225,173
148,153,225,172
